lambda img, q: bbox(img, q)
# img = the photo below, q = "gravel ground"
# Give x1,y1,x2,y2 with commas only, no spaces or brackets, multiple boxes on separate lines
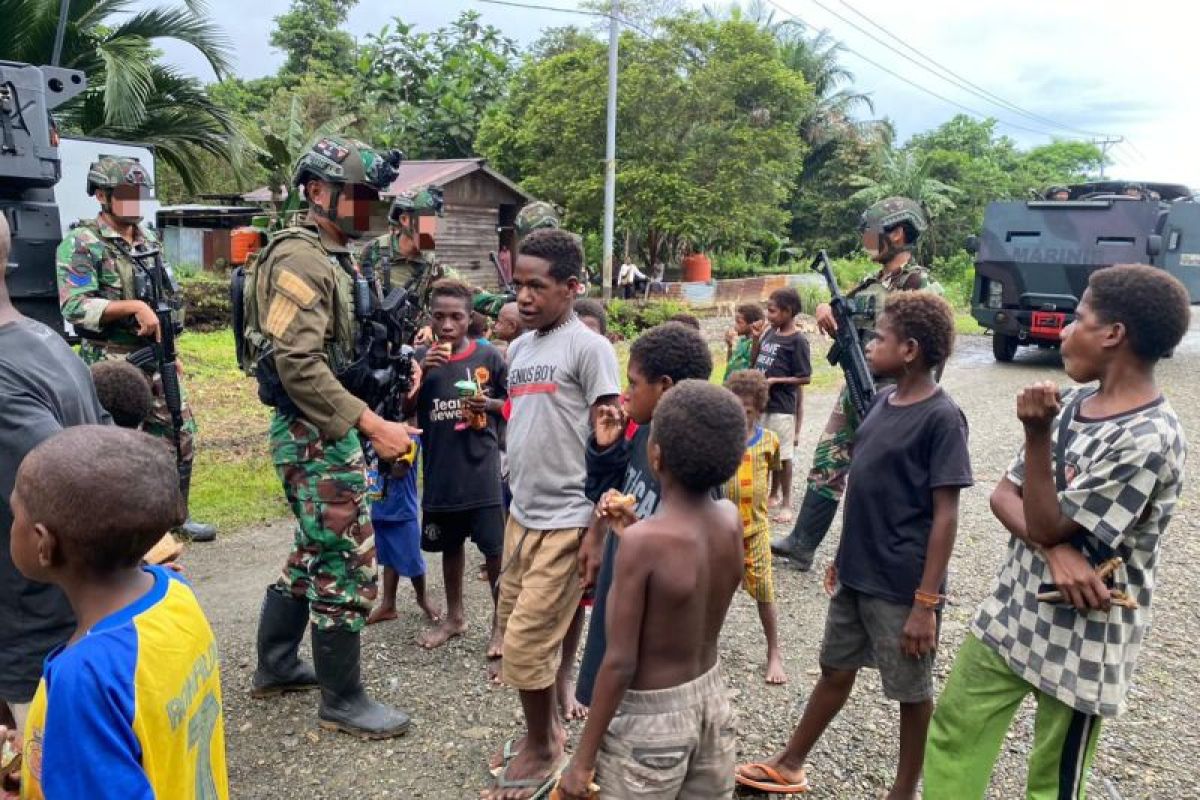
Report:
185,325,1200,799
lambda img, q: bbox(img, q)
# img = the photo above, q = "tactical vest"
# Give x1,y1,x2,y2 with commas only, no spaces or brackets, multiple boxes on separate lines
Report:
231,227,356,377
847,261,935,332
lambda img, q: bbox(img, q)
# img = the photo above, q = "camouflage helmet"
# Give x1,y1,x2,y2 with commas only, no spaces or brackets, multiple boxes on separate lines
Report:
858,196,928,241
292,135,402,193
389,186,444,224
86,156,153,196
515,201,560,238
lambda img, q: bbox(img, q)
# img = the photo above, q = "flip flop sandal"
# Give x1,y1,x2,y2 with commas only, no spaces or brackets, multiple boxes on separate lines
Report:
734,762,810,794
491,758,564,800
489,737,521,777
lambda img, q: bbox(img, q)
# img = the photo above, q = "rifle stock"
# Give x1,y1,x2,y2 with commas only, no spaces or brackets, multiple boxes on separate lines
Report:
811,250,875,420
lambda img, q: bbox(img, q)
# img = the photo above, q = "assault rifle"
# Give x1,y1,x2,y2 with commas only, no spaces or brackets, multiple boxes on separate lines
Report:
812,250,875,420
124,242,189,493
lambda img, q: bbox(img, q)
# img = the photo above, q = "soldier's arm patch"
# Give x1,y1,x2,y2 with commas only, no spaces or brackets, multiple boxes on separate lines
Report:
274,269,319,309
264,295,301,338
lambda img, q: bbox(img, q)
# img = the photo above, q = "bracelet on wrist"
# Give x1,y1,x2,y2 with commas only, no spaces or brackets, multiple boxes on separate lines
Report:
914,590,946,610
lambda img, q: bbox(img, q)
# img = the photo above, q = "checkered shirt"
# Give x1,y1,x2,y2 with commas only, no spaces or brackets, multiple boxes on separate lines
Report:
971,388,1187,717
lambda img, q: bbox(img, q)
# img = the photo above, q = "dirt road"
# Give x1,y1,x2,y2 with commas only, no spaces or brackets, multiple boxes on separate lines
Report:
186,329,1200,798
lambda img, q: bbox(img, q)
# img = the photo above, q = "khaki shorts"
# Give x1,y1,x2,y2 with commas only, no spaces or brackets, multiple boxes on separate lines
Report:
497,518,585,691
596,663,736,799
764,412,796,461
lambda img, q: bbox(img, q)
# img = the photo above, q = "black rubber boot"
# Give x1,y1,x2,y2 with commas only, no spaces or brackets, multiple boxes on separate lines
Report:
251,588,318,698
177,472,216,543
312,625,410,739
771,487,840,571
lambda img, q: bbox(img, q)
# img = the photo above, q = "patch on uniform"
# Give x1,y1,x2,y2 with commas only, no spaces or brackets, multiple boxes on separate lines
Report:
265,295,300,338
313,138,350,163
275,269,318,308
66,270,93,288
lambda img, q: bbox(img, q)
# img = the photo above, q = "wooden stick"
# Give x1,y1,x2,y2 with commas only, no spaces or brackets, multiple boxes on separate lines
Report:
1037,557,1136,608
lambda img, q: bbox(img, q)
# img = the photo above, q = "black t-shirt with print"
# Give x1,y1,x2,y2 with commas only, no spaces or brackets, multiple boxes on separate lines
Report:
415,340,508,511
754,329,812,414
836,386,973,605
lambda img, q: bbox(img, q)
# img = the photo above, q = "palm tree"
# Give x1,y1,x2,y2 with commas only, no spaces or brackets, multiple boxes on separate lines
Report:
848,149,961,217
254,96,356,221
1,0,239,192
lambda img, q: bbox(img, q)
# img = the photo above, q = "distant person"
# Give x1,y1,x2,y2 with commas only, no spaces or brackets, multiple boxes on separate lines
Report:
0,212,110,742
1046,185,1070,201
497,244,513,285
574,298,609,337
491,301,525,360
617,260,647,300
668,312,702,330
925,266,1190,799
555,381,747,800
5,426,228,799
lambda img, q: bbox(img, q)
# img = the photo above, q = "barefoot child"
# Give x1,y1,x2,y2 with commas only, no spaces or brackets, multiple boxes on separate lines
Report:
576,322,715,711
725,369,787,685
409,279,508,651
738,292,970,799
7,426,228,798
485,229,621,800
751,287,811,523
924,265,1190,799
365,439,440,626
555,380,749,799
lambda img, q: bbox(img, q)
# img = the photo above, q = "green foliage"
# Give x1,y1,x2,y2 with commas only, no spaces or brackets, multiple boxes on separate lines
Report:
477,15,812,265
358,12,518,158
271,0,357,76
1,0,240,194
712,251,762,279
180,273,232,332
605,298,692,340
830,253,877,289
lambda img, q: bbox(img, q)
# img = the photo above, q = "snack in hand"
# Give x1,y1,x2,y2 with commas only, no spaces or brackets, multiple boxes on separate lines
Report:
602,493,637,517
1,739,20,779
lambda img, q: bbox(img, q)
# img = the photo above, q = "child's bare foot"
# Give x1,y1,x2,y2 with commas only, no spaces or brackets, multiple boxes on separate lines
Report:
417,599,443,625
883,788,918,800
765,652,788,685
556,677,588,721
477,563,489,582
366,605,397,625
417,618,466,649
767,494,782,509
487,657,504,686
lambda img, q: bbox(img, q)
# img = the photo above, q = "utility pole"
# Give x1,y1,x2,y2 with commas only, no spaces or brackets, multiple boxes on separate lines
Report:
601,0,619,301
1092,135,1123,179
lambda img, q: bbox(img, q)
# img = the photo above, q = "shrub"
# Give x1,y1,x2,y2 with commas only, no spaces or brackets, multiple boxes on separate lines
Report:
180,274,231,332
605,298,691,340
713,250,762,279
830,253,877,289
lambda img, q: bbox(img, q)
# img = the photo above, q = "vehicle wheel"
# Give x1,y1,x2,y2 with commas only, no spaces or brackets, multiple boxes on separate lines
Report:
993,332,1019,362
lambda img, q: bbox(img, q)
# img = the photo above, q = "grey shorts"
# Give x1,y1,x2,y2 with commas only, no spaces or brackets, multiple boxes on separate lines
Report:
596,663,736,799
820,585,939,703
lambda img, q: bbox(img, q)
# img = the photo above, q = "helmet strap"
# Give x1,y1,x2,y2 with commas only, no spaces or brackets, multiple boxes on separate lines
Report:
310,184,342,224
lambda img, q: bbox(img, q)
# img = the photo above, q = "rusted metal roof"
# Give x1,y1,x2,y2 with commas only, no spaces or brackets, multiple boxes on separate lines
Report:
242,159,532,203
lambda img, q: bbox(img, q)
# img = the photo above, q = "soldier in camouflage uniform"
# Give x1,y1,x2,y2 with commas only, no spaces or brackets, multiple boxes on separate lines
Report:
359,187,444,303
474,200,567,319
55,156,216,542
247,135,417,739
773,197,935,570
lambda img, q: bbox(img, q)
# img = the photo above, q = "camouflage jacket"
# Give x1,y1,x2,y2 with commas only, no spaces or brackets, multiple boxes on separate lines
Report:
256,224,365,440
358,233,438,296
846,258,936,331
56,218,183,350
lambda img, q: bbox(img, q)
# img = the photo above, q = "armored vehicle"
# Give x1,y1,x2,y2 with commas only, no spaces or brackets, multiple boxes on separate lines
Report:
1,59,87,331
970,180,1200,361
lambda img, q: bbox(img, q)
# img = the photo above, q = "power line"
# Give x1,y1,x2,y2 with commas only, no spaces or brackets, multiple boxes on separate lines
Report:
472,0,654,37
764,0,1067,138
832,0,1117,140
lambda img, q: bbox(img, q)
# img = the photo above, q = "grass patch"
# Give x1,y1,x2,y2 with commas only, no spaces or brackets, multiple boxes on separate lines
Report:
955,312,985,336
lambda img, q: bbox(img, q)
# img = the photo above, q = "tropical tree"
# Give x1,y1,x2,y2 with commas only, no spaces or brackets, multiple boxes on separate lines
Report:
0,0,239,192
255,96,355,213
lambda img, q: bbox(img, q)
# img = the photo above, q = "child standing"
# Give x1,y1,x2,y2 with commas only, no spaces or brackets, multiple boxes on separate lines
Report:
924,265,1191,799
410,280,508,651
724,302,764,380
725,369,787,685
576,322,715,710
555,380,749,799
737,292,970,799
7,426,227,798
365,439,441,626
752,287,811,522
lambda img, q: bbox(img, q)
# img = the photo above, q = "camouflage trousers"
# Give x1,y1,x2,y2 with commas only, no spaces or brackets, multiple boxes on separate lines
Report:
269,413,377,633
805,386,860,501
80,341,197,465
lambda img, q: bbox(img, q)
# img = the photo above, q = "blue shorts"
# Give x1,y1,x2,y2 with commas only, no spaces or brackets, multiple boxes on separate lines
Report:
374,518,425,578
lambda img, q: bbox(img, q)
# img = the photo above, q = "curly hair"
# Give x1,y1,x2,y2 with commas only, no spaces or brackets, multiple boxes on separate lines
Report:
15,426,185,573
430,278,473,310
518,228,583,283
769,287,802,318
735,303,763,324
629,321,713,383
90,360,153,429
574,298,608,335
1089,264,1190,361
881,291,956,367
668,313,701,330
724,369,769,414
651,381,747,492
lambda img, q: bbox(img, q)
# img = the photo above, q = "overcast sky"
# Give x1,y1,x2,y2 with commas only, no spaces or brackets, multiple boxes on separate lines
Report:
154,0,1199,189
